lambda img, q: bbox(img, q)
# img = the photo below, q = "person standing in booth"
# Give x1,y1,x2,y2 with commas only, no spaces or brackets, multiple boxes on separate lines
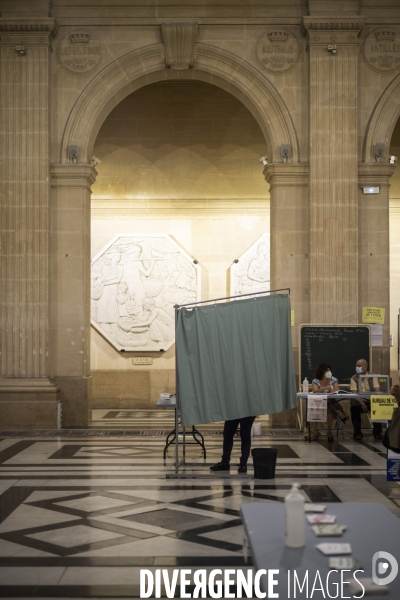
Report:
210,416,256,474
350,359,382,441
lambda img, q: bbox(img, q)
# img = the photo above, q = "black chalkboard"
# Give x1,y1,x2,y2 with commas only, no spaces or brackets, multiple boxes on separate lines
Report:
300,325,371,385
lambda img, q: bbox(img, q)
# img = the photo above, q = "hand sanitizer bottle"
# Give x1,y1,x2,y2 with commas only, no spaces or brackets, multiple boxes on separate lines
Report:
302,377,309,393
285,483,305,548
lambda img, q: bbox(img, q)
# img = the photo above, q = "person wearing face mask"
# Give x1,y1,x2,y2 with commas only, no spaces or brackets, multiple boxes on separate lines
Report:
350,359,381,441
312,363,348,442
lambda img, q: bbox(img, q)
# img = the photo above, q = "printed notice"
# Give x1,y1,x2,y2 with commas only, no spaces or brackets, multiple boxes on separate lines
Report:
362,306,385,324
307,395,327,422
370,395,397,421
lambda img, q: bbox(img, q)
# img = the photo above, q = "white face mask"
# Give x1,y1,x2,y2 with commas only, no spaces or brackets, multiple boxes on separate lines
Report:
355,366,363,374
324,371,332,379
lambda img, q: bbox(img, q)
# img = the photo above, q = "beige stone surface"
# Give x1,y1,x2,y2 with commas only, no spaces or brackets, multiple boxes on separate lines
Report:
1,0,400,427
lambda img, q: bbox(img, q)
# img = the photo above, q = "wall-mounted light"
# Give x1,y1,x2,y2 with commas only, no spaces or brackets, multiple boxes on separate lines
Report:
281,143,291,163
374,143,385,162
362,187,380,195
15,46,26,56
389,155,398,164
69,144,79,164
258,156,268,166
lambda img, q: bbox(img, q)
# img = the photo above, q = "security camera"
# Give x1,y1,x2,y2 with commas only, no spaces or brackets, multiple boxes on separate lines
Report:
69,144,79,164
91,156,102,167
258,156,268,166
389,155,398,164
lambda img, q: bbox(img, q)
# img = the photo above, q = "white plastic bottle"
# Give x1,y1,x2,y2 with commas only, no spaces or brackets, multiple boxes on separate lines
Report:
285,483,305,548
302,377,309,393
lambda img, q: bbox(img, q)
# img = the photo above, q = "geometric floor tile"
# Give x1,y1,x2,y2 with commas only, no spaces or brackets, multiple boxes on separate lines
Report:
27,524,124,547
55,496,135,513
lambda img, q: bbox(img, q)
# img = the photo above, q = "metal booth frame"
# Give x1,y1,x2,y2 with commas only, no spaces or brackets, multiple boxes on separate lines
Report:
167,287,290,479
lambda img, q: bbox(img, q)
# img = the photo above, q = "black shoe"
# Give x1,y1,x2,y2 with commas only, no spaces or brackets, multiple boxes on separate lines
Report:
354,433,363,441
210,462,230,471
238,464,247,473
374,433,383,441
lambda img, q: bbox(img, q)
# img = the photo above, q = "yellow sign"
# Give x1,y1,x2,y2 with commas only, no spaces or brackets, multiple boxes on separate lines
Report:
362,307,385,324
370,395,397,421
291,310,295,327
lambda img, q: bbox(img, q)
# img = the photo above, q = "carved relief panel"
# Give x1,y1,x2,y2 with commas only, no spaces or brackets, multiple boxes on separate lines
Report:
255,30,299,74
230,234,270,296
361,28,400,73
91,234,201,352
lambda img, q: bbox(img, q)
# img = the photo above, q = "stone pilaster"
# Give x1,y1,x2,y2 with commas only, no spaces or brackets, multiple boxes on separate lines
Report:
303,15,365,324
0,18,59,427
50,164,97,427
264,163,309,426
358,163,396,374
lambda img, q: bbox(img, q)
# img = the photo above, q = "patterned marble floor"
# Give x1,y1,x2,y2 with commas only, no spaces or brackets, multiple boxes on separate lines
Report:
0,415,399,598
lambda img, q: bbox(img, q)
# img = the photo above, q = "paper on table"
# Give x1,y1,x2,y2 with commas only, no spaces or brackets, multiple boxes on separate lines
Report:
307,514,336,524
316,543,352,555
348,578,388,596
329,557,363,570
304,504,327,513
312,524,347,536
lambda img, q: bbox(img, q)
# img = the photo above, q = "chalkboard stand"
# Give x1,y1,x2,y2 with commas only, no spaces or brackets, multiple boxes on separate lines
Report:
299,324,372,386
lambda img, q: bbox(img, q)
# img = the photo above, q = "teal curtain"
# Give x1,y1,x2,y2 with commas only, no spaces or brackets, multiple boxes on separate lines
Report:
176,294,297,427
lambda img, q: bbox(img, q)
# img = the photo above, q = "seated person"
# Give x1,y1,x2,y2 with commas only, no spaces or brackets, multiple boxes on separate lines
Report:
350,358,382,441
312,363,348,442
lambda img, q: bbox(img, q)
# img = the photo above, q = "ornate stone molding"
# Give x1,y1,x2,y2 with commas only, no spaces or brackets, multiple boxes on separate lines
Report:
161,22,198,70
50,164,98,190
358,163,396,188
0,18,58,45
263,163,309,189
303,18,365,31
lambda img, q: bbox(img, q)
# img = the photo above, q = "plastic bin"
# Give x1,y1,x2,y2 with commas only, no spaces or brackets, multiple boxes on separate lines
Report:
251,448,278,479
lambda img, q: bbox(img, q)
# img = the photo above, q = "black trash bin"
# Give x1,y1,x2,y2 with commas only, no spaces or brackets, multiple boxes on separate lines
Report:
251,448,278,479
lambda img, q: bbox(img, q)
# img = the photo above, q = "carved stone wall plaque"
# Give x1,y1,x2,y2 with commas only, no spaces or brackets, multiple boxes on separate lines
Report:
57,30,102,75
230,234,270,297
361,28,400,73
91,234,201,352
256,30,299,74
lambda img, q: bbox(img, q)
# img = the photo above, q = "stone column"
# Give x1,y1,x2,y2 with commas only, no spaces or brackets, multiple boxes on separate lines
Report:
303,13,365,324
50,164,97,427
358,163,396,374
264,163,309,426
0,17,59,428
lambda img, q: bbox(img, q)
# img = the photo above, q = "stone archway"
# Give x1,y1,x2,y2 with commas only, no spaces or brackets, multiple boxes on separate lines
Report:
363,73,400,162
60,43,300,165
52,42,301,426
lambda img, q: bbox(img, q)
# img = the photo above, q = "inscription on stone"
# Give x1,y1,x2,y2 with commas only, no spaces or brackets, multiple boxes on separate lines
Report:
256,30,299,74
362,28,400,73
57,31,102,75
132,357,153,365
91,234,200,352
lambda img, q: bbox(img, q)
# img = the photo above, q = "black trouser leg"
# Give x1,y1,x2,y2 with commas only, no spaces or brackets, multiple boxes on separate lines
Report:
239,416,256,465
221,419,240,465
351,404,362,436
373,422,382,435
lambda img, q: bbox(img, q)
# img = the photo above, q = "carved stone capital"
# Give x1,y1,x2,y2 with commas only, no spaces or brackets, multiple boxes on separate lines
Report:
263,163,309,189
161,22,198,70
302,16,365,44
0,18,58,46
358,163,397,188
50,164,98,190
